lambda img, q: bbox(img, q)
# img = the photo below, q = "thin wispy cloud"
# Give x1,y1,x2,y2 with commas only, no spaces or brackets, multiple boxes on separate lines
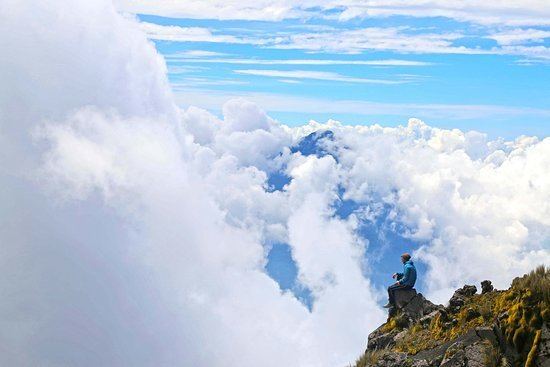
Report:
146,25,550,61
269,27,485,55
234,69,408,84
173,88,550,121
166,56,434,66
488,28,550,46
139,22,268,44
116,0,550,27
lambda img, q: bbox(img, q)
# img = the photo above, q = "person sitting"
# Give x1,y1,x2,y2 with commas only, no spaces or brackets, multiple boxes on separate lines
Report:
383,253,417,308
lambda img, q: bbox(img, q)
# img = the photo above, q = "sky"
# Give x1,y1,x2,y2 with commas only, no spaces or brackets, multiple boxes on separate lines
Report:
124,1,550,139
0,1,549,367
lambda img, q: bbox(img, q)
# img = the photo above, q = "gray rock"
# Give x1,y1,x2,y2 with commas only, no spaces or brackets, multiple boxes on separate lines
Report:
465,307,481,321
447,285,477,313
374,351,407,367
439,340,487,367
481,280,494,294
474,326,497,345
367,328,399,351
439,340,467,367
409,359,431,367
394,288,418,308
462,342,488,367
393,330,408,344
536,323,550,367
419,310,440,327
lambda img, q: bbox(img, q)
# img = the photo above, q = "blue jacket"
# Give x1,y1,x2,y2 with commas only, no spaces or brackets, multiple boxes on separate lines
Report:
396,260,417,287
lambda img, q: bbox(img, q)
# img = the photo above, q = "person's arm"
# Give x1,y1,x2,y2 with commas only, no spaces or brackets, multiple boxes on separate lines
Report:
398,266,410,285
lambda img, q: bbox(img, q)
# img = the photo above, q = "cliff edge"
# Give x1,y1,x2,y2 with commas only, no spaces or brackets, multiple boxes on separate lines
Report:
354,266,550,367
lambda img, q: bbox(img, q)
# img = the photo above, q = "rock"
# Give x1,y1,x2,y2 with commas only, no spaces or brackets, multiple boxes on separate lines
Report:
388,289,440,324
474,326,498,345
440,340,467,367
481,280,494,294
374,351,407,367
447,296,465,313
462,342,488,367
465,307,481,321
413,339,453,365
394,288,418,308
458,285,478,297
447,285,477,313
536,323,550,367
409,360,431,367
367,328,399,351
402,293,427,320
393,330,408,344
419,310,440,327
440,338,488,367
438,309,450,323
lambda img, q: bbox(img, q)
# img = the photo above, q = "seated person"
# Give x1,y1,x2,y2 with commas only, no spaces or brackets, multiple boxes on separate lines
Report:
384,253,417,308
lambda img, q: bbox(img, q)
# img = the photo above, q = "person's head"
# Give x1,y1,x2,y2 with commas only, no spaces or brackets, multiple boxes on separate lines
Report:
401,253,411,263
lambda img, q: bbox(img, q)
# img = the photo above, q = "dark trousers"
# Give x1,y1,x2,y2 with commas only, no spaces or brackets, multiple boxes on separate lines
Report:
387,283,412,305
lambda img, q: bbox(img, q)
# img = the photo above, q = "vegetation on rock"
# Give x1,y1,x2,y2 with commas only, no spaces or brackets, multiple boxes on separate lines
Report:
353,266,550,367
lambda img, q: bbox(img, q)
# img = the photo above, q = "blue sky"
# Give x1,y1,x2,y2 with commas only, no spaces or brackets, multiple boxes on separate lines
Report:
134,8,550,139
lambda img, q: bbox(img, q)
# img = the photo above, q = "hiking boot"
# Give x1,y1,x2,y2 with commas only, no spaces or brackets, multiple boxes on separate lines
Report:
383,303,392,308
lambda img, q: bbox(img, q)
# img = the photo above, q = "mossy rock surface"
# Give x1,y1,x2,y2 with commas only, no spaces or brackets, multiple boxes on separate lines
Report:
353,266,550,367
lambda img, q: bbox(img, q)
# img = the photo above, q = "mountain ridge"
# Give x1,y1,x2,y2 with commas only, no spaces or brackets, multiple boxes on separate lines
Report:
354,266,550,367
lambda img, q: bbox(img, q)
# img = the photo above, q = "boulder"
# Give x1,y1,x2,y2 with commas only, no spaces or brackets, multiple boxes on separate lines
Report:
439,335,487,367
465,307,481,321
390,289,440,322
447,285,477,313
367,328,399,351
462,342,489,367
481,280,494,294
373,351,407,367
395,288,418,308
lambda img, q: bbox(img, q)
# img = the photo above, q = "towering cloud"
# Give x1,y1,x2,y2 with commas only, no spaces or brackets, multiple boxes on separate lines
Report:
0,1,548,367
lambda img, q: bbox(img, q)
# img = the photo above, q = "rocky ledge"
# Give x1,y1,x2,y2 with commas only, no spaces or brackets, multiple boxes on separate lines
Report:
354,266,550,367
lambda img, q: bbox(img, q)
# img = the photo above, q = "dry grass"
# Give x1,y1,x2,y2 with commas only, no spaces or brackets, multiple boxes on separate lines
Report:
353,348,388,367
483,341,506,367
380,266,549,366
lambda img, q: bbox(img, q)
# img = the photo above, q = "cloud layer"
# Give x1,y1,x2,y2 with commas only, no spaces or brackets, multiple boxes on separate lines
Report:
1,1,549,367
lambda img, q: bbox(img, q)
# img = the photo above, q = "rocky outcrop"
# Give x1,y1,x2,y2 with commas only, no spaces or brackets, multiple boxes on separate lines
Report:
389,289,441,321
481,280,494,294
355,267,550,367
447,284,477,313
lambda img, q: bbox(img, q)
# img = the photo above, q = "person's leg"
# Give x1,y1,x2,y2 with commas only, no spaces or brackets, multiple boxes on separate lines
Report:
388,284,412,305
387,284,400,305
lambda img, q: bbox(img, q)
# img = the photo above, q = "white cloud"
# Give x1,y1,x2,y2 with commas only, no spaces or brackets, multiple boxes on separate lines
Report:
269,27,486,55
489,28,550,46
2,1,550,367
139,22,267,44
115,0,550,27
335,0,550,27
178,50,229,58
173,88,550,121
166,56,434,66
140,22,549,60
0,1,384,366
115,0,308,21
234,69,407,84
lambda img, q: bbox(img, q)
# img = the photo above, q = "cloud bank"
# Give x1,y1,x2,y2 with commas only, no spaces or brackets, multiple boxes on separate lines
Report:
1,1,549,367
